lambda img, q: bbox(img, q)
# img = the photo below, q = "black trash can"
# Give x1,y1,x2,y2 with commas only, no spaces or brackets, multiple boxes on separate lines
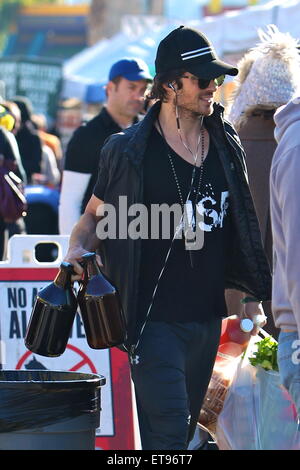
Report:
0,370,106,450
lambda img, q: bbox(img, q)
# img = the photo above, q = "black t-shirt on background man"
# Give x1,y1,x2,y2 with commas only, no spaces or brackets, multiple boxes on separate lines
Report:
137,127,231,323
64,108,122,213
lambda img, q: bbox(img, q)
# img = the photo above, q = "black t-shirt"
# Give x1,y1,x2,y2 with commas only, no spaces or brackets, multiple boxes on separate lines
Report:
137,127,231,323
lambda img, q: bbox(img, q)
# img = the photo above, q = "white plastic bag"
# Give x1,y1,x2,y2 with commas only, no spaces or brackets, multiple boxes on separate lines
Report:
198,316,256,440
216,360,300,450
198,352,242,440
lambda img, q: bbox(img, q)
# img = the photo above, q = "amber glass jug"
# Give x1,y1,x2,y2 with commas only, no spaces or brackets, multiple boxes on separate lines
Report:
25,261,78,357
78,252,127,349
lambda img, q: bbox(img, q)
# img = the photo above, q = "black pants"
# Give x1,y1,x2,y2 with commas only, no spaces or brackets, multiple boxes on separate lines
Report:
130,318,222,450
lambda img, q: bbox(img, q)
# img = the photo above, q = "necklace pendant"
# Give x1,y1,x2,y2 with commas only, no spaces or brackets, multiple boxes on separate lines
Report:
184,226,195,268
184,204,204,255
184,223,196,267
185,232,199,269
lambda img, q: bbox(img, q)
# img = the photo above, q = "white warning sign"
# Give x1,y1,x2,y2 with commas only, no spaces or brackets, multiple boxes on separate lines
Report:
0,280,114,437
0,236,136,450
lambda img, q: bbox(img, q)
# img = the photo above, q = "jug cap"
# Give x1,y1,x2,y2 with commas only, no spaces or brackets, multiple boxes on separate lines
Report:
81,252,96,261
60,261,74,271
240,318,254,333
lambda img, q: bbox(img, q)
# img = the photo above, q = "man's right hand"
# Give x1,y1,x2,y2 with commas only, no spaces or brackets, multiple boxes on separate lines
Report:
64,246,103,282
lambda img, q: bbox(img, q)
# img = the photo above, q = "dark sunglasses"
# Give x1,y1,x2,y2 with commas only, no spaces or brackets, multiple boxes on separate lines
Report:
182,74,225,89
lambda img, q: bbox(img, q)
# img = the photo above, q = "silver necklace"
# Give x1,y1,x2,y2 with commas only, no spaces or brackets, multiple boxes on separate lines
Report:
176,102,203,166
157,118,206,269
157,118,206,212
167,128,205,210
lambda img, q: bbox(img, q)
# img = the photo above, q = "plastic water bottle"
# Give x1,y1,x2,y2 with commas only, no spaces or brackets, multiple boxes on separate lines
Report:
221,315,254,347
215,314,256,363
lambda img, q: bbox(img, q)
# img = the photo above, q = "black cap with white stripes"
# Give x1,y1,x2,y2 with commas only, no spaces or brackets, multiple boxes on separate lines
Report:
155,25,238,79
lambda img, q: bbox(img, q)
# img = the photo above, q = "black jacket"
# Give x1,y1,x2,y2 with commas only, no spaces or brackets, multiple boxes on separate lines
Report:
0,126,16,162
15,121,42,182
94,101,272,349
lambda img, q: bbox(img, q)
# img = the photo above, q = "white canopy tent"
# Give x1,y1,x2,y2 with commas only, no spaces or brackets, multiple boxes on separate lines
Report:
191,0,300,55
62,0,300,102
61,23,181,102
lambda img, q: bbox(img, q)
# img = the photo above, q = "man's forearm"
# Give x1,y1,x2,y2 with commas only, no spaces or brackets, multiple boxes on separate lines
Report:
69,211,100,253
64,210,103,278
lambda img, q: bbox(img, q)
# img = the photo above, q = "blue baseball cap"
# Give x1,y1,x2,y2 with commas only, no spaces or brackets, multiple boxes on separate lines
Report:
109,58,153,82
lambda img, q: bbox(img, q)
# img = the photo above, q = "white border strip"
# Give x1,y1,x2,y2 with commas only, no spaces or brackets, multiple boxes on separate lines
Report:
182,50,212,60
181,46,211,57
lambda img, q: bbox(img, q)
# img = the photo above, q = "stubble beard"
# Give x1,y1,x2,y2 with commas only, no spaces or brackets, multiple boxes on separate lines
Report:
177,102,213,121
175,95,214,121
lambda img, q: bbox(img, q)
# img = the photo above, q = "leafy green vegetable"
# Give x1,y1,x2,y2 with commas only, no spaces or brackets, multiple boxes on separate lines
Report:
249,337,278,371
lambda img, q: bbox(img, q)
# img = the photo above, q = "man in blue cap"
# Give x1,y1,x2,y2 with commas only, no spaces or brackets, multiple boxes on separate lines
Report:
59,58,152,234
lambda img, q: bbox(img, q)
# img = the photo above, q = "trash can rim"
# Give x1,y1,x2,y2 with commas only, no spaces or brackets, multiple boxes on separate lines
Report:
0,370,106,387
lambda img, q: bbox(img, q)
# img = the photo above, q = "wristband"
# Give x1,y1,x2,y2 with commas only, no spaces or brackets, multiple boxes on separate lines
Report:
241,296,262,304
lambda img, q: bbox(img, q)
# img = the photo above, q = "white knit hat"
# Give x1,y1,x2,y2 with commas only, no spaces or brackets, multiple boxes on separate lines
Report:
228,25,300,128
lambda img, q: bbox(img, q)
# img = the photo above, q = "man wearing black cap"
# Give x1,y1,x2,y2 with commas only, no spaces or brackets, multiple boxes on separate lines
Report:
64,27,271,450
59,58,152,234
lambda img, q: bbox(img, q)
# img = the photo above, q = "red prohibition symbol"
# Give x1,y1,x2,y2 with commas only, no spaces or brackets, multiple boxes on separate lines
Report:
16,344,97,373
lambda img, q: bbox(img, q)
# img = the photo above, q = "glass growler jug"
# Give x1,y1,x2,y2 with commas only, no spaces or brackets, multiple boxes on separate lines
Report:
78,252,127,349
25,261,78,357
